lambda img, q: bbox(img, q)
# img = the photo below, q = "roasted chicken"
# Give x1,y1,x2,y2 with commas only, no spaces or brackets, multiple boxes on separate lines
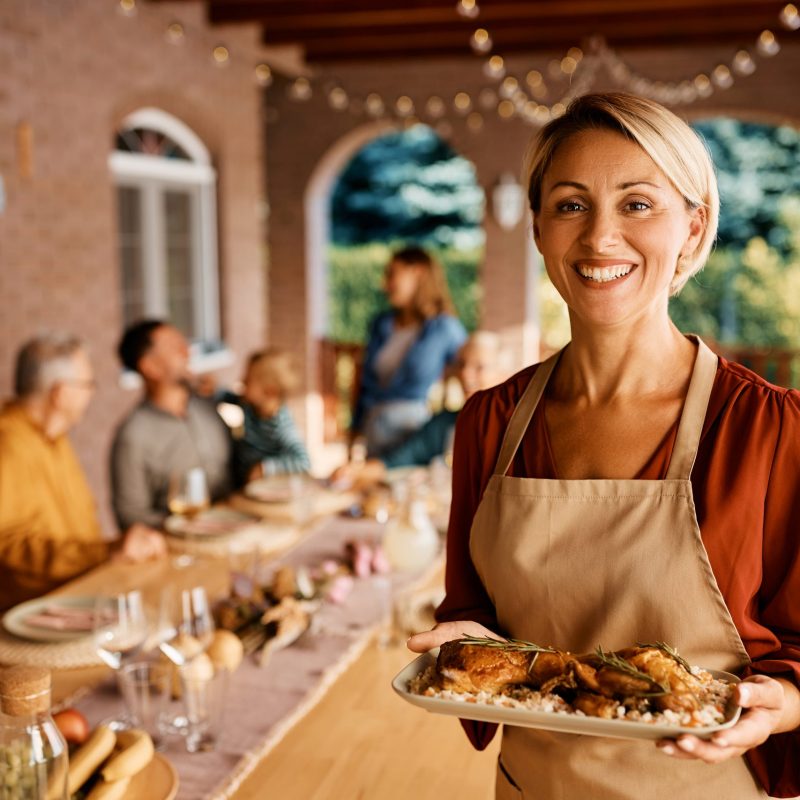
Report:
434,638,710,720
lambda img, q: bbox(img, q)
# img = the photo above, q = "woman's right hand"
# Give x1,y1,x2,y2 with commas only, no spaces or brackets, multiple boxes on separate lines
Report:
407,620,502,653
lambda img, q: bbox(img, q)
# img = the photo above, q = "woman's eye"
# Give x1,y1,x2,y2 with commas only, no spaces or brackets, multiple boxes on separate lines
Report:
626,201,651,211
557,201,585,213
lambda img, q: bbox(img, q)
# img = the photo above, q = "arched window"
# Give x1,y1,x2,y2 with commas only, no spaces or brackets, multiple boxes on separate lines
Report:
108,108,221,348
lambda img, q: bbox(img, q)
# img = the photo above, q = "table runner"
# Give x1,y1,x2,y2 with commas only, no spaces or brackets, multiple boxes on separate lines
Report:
73,516,442,799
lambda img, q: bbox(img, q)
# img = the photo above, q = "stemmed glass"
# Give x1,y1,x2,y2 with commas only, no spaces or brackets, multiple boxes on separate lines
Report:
156,586,215,738
168,467,210,566
93,590,149,730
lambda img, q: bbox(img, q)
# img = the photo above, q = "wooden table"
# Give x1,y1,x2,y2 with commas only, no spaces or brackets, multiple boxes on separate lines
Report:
29,547,499,799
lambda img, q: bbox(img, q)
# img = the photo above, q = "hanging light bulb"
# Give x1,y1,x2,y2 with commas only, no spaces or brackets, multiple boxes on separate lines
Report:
467,112,484,132
119,0,136,15
526,70,543,88
365,93,385,116
693,74,713,97
456,0,480,20
454,92,472,114
426,96,446,118
550,102,567,118
213,45,230,66
560,56,578,75
435,120,454,139
732,50,756,75
255,64,273,87
711,65,733,89
328,87,349,110
483,55,505,80
479,88,498,109
166,22,184,43
567,47,584,62
499,76,518,98
471,28,492,54
289,77,312,101
396,95,414,116
497,99,515,119
780,4,800,30
757,30,780,56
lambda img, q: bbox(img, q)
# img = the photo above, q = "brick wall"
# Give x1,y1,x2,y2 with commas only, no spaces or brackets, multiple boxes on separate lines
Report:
0,0,267,532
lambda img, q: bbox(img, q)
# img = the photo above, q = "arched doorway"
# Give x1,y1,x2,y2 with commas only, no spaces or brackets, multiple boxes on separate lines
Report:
312,123,485,442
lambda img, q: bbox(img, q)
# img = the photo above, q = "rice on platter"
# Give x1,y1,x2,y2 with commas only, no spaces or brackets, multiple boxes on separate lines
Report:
409,638,736,728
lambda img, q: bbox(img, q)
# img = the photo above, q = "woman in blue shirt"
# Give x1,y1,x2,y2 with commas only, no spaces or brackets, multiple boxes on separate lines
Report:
351,247,467,458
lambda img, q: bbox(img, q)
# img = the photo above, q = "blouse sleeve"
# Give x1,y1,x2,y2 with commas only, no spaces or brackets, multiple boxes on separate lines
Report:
745,388,800,797
435,390,502,751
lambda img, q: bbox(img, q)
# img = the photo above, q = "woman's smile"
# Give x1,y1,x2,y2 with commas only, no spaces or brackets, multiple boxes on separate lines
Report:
573,260,638,286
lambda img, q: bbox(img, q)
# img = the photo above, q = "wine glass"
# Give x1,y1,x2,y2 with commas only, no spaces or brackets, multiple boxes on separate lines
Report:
156,586,215,737
168,468,210,566
157,586,215,667
93,590,149,730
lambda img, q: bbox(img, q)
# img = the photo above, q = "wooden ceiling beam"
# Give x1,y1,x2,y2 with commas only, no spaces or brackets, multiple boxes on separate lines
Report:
208,0,784,28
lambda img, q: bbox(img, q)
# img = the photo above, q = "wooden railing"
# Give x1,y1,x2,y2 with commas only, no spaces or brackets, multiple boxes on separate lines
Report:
318,339,365,442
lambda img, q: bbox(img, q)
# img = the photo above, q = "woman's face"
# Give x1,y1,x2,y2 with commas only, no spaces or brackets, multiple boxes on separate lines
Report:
533,129,705,329
383,260,422,310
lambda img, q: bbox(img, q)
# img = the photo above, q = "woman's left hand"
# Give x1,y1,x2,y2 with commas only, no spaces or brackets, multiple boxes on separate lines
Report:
657,675,785,763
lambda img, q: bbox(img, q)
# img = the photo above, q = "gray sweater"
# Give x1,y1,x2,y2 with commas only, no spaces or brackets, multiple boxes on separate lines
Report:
110,395,232,530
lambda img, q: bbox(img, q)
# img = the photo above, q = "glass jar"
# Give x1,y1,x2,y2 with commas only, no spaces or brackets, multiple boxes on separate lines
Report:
0,666,68,800
383,484,440,573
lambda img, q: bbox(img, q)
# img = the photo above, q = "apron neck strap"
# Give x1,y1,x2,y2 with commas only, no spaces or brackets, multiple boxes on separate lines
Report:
494,349,562,477
492,337,718,480
665,336,718,480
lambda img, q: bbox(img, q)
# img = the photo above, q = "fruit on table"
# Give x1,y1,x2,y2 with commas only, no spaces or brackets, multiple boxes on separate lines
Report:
67,725,116,795
207,629,244,672
52,707,90,745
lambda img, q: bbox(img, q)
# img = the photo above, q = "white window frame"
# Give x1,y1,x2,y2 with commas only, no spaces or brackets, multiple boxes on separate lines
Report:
109,108,226,362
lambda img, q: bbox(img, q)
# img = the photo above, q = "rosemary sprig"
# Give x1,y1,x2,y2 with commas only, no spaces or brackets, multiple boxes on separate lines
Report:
595,646,670,695
456,634,555,654
636,641,692,674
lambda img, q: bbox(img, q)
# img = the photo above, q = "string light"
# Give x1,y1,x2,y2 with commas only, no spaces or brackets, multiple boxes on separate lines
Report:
365,93,385,116
255,63,273,86
212,45,230,65
780,4,800,30
711,65,733,89
425,96,446,118
119,0,136,15
470,28,492,54
499,76,518,98
484,55,505,80
166,22,184,43
288,77,312,101
456,0,480,20
497,99,515,119
395,95,414,116
560,56,578,75
328,87,349,110
454,92,472,113
466,111,484,132
757,30,780,56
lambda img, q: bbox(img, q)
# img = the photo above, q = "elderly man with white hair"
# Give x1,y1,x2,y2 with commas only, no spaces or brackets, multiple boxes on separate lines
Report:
0,332,165,610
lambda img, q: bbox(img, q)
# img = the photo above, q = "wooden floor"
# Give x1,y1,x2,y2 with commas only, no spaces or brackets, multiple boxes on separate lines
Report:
233,641,500,800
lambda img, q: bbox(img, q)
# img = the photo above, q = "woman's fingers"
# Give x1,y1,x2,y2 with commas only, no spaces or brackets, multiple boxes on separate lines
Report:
658,677,786,763
407,621,500,652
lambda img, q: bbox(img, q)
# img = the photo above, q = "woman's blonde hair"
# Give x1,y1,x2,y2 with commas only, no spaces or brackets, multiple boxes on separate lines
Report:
391,246,456,320
244,348,300,397
523,92,719,294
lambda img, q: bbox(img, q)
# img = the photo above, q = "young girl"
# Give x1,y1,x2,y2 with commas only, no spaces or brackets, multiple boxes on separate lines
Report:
228,349,310,486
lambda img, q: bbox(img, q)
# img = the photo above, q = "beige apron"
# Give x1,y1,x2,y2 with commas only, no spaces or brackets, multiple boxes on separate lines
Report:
470,338,768,800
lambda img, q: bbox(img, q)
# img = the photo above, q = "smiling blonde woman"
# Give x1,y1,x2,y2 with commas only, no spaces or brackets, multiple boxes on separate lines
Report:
408,93,800,800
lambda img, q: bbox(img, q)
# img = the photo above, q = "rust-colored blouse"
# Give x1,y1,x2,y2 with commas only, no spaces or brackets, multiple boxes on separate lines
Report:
437,354,800,797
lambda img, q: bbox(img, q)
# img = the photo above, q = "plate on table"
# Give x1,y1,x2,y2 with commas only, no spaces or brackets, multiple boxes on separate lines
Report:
2,595,99,643
164,507,259,539
244,476,299,504
127,753,179,800
392,652,742,742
